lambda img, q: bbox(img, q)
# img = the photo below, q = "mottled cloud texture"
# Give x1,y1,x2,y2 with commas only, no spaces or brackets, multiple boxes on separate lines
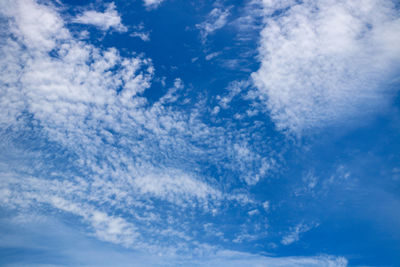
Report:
252,0,400,133
0,0,276,258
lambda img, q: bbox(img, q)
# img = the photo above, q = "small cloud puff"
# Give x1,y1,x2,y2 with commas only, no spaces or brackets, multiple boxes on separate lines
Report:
143,0,165,10
73,2,127,32
196,7,231,43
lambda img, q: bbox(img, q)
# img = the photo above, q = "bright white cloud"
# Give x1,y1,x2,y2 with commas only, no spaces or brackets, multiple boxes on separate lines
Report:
133,170,222,206
252,0,400,134
1,0,70,51
73,2,127,32
196,7,231,42
130,31,150,41
281,222,319,245
143,0,165,10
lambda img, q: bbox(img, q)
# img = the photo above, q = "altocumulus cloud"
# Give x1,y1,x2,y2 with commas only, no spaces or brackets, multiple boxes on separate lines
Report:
0,0,348,265
252,0,400,134
0,0,273,257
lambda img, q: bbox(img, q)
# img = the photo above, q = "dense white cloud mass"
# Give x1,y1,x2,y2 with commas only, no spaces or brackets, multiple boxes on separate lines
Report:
73,2,127,32
252,0,400,133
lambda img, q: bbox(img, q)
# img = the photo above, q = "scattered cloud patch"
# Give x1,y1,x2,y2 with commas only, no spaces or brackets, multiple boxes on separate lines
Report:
133,170,222,207
281,222,319,245
205,51,221,61
196,7,231,43
263,200,270,212
143,0,165,10
130,22,150,41
130,31,150,41
73,2,127,32
0,0,275,255
232,0,264,39
197,250,347,267
216,80,248,109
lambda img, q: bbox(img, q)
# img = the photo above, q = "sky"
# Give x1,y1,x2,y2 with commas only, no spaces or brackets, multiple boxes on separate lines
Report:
0,0,399,266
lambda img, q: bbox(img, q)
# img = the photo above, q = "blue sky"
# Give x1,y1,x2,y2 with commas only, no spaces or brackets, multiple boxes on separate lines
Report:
0,0,399,266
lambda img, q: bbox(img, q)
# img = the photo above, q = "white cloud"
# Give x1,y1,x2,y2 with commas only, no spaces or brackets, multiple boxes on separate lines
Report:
231,0,264,41
0,172,139,247
217,80,247,109
196,7,231,42
252,0,400,134
50,196,139,246
1,0,69,51
73,2,127,32
281,222,319,245
248,209,259,216
197,250,347,267
130,22,150,41
130,31,150,41
0,215,348,267
0,0,273,255
143,0,165,10
205,51,221,61
262,200,270,212
133,170,222,207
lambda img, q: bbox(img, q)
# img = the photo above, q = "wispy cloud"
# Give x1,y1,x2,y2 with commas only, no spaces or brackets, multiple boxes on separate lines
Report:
205,51,221,61
252,0,400,134
190,250,347,267
196,7,231,43
281,222,319,245
130,31,150,41
0,212,348,267
143,0,165,10
130,22,151,41
73,2,127,32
